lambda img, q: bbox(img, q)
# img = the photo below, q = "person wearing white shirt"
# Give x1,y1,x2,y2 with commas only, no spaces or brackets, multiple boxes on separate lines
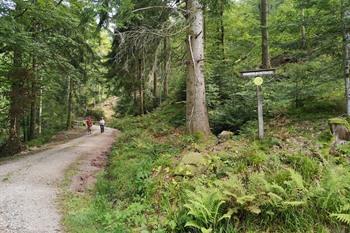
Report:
99,117,105,133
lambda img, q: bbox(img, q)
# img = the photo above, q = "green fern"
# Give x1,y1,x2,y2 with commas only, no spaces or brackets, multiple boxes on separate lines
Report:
286,168,305,190
330,213,350,225
184,186,229,231
282,201,306,207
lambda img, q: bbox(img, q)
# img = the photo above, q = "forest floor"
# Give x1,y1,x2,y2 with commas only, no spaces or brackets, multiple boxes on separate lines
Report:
62,103,350,232
0,126,118,233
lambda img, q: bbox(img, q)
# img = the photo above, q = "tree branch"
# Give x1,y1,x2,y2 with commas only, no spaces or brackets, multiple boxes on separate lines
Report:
132,6,186,13
55,0,64,7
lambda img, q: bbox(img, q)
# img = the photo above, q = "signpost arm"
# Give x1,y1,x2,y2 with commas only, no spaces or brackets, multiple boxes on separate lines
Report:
257,85,264,139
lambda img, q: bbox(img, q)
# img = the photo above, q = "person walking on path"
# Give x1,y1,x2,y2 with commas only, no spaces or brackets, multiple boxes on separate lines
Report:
99,117,105,133
86,116,93,134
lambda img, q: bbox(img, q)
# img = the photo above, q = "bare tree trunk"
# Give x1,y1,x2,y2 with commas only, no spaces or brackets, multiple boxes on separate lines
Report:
3,49,27,156
342,0,350,115
186,0,211,136
133,87,137,105
301,8,307,49
66,76,73,130
219,0,225,59
23,116,29,142
260,0,271,69
29,56,37,140
138,59,144,115
153,71,157,102
163,37,170,98
152,45,159,106
203,3,207,53
38,75,43,135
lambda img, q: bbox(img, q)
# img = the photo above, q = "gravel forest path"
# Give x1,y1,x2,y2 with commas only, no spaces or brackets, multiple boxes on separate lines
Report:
0,126,117,233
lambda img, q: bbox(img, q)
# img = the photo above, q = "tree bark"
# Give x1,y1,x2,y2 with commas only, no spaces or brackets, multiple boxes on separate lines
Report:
219,0,225,59
23,116,29,142
153,71,157,102
138,59,144,115
300,8,307,49
66,76,73,130
3,49,28,156
260,0,271,69
186,0,211,136
342,0,350,115
29,56,37,140
38,75,43,135
163,37,170,98
152,45,159,106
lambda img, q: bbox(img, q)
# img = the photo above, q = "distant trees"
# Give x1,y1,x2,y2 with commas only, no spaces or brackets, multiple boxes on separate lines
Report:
2,0,349,155
0,0,105,156
99,0,212,136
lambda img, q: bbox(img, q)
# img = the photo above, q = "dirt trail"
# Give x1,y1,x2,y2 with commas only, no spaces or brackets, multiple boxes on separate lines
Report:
0,126,117,233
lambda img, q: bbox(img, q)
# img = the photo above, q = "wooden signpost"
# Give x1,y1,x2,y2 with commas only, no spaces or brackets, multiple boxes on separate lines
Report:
240,69,276,139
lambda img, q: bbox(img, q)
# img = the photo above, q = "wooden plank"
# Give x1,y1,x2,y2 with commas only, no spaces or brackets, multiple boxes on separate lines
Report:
240,68,276,77
257,85,264,139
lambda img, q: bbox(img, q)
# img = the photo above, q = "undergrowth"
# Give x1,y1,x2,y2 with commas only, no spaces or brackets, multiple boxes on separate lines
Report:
63,103,350,233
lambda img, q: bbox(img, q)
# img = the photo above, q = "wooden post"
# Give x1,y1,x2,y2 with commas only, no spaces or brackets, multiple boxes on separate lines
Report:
257,85,264,139
241,71,275,140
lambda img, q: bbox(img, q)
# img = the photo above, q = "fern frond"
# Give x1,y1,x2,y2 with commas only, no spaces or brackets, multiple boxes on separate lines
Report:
330,213,350,225
287,168,304,190
185,220,202,230
236,195,256,205
282,201,306,207
341,204,350,212
200,227,213,233
267,192,283,203
218,208,237,222
269,183,287,197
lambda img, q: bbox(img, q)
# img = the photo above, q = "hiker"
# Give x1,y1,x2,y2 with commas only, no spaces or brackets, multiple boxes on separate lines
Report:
86,116,93,134
99,117,105,133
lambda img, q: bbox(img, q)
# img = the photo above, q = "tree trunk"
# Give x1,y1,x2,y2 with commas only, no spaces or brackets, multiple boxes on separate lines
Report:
260,0,271,69
133,87,137,106
66,76,73,130
2,50,27,156
38,75,43,135
219,0,225,59
342,0,350,115
186,0,211,136
203,3,207,53
138,59,144,115
29,56,37,140
153,70,157,104
23,116,29,143
163,37,170,98
300,8,307,49
152,46,159,106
